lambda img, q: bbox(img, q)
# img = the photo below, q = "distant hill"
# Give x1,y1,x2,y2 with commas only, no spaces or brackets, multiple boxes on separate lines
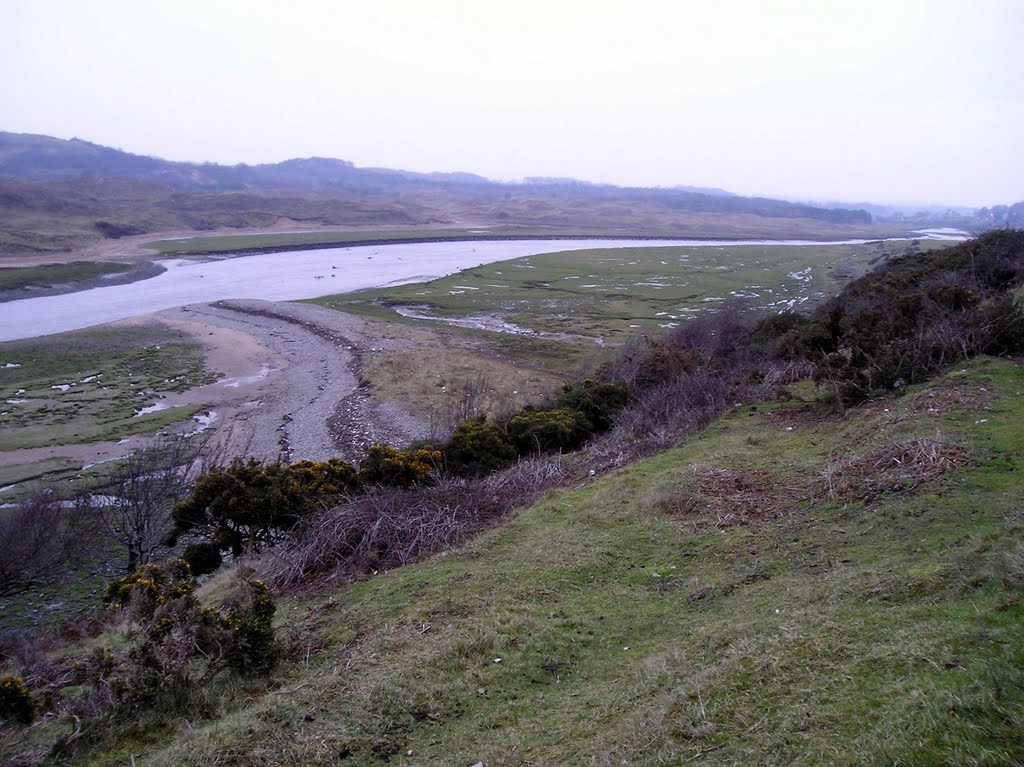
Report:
0,131,866,219
0,131,918,258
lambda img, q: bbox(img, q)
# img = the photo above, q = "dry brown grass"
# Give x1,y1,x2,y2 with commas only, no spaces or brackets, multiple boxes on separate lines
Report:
643,463,789,528
821,433,972,503
275,456,575,589
358,321,562,438
904,384,998,417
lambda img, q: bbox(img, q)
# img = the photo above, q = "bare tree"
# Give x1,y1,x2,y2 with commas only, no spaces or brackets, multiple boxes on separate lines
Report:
0,489,93,598
87,433,213,573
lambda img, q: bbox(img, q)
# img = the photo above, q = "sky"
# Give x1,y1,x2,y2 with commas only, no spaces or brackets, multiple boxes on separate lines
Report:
3,0,1022,207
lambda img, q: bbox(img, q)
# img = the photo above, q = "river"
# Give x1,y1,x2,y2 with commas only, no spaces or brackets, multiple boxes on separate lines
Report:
0,236,957,342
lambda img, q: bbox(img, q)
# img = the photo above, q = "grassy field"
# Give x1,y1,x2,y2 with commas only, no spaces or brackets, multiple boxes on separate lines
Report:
145,214,913,258
0,324,215,454
145,228,529,255
313,239,955,344
0,261,132,291
18,355,1020,766
356,319,567,435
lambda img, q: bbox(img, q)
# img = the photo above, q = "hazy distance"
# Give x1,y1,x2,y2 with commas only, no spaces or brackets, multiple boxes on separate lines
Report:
4,0,1021,207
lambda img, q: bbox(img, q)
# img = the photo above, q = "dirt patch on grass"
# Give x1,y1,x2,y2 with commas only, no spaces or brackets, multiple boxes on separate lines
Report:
821,434,972,503
904,385,998,417
644,464,788,527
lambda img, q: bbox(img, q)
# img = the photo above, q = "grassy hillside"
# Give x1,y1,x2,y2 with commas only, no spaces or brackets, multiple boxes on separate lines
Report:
6,356,1021,765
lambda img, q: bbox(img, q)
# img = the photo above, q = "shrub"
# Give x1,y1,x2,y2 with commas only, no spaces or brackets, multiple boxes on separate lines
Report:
169,457,358,557
104,559,193,615
443,416,516,476
181,542,223,576
278,457,573,588
358,444,442,487
507,407,589,454
94,560,280,714
220,579,278,675
0,675,36,725
555,379,629,433
807,230,1024,403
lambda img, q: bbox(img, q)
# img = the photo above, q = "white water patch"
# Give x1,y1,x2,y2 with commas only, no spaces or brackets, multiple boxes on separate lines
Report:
135,402,171,417
220,364,273,389
5,398,28,404
788,268,813,282
51,383,73,392
450,285,479,290
3,363,21,369
80,374,102,383
188,410,219,434
913,228,969,240
392,305,540,336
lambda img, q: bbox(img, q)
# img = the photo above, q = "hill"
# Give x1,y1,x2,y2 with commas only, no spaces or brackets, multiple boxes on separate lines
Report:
3,357,1020,765
0,132,889,259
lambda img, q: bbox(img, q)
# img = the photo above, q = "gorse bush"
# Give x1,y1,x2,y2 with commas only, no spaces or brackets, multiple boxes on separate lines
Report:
98,560,278,708
0,674,36,725
104,558,193,614
507,407,588,454
443,416,517,476
358,444,442,487
168,457,358,558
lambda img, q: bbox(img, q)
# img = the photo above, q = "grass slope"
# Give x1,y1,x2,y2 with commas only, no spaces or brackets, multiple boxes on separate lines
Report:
51,356,1023,766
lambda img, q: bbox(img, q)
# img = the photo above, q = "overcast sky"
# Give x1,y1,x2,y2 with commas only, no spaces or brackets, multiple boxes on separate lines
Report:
4,0,1022,206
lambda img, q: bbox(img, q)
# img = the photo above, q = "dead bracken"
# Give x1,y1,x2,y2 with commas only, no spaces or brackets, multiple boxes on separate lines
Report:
821,433,972,503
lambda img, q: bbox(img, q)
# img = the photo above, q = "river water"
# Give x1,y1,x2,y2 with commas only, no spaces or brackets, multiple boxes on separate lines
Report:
0,236,956,342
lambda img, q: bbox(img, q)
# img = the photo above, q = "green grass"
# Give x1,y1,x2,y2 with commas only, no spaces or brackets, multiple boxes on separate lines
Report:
0,261,132,291
313,240,956,344
145,228,589,256
0,325,216,452
18,357,1022,766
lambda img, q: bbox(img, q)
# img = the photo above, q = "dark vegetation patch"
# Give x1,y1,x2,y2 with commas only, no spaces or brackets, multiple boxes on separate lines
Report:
771,229,1024,404
0,261,131,291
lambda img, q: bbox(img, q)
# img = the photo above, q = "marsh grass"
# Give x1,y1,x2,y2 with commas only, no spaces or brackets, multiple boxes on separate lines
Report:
0,326,215,452
359,328,564,434
318,240,956,345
